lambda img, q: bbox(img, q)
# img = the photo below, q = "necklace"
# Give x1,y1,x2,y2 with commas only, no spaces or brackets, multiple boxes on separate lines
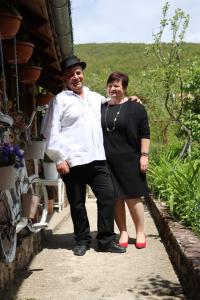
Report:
104,102,123,134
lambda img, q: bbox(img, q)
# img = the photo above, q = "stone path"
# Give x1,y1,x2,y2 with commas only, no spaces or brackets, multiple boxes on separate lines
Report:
5,198,186,300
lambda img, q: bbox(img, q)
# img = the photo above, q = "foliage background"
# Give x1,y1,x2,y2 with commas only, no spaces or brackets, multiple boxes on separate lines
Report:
75,42,200,235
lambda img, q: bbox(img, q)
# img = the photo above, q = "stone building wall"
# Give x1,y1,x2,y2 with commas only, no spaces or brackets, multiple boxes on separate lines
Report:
0,231,42,293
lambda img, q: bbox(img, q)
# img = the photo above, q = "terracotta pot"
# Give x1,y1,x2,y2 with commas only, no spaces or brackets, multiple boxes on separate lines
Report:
36,93,53,106
18,65,42,85
0,12,22,39
3,41,35,64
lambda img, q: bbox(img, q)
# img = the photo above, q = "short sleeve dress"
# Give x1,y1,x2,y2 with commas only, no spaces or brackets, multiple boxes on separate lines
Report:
101,100,150,199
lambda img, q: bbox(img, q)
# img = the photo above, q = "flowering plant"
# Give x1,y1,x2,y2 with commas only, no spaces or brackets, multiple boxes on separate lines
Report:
0,143,24,168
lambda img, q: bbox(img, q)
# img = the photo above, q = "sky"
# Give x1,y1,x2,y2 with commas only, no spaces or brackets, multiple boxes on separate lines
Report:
71,0,200,44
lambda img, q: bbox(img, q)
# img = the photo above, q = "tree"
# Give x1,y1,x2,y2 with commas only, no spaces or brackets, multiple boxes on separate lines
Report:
146,1,193,157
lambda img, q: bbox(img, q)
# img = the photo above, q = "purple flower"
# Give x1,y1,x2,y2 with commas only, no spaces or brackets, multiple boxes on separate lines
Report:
0,143,24,169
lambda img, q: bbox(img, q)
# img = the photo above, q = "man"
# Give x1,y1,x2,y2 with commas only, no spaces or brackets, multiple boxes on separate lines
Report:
42,55,126,256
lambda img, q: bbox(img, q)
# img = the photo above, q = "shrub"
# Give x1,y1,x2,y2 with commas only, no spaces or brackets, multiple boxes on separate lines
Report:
148,149,200,235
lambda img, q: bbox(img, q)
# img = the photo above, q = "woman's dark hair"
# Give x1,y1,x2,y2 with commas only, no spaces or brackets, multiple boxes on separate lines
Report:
106,71,129,90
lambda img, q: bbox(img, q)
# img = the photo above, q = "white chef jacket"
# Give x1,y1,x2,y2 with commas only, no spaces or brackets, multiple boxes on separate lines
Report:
41,87,107,167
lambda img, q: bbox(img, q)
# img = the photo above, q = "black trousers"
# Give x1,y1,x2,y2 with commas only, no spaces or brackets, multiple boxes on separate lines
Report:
61,160,116,247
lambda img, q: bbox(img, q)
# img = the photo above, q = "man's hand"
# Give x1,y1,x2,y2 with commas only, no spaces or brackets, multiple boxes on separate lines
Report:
56,160,70,175
129,95,142,104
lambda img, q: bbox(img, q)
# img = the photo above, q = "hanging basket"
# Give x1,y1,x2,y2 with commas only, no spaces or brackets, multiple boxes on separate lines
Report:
0,12,22,40
0,165,16,189
3,41,35,64
43,162,59,180
18,65,42,85
24,140,46,160
21,193,40,219
36,93,53,106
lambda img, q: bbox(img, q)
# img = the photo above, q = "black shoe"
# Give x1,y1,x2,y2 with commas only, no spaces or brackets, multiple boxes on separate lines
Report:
96,241,126,253
73,245,90,256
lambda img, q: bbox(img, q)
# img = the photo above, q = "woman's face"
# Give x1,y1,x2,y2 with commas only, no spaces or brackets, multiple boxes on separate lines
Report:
106,79,125,100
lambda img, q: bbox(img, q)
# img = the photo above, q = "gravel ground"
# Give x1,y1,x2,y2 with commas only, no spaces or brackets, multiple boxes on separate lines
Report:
6,197,186,300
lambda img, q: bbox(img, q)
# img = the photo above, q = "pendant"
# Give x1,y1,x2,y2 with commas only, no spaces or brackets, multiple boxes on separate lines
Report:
108,130,114,135
106,127,114,134
105,102,123,134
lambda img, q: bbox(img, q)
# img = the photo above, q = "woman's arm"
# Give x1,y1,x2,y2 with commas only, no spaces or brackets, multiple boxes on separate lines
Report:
138,105,150,173
140,138,150,173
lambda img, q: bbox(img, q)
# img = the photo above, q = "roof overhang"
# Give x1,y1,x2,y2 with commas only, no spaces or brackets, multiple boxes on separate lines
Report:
16,0,73,94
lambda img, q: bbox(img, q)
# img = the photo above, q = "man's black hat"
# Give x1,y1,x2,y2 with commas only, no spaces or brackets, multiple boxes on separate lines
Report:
60,55,86,73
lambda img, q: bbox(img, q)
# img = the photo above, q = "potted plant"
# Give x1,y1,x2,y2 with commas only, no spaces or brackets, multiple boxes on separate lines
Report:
24,136,46,160
0,142,24,189
23,106,47,160
42,153,59,180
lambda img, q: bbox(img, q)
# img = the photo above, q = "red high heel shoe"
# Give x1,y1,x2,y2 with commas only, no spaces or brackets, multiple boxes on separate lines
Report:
118,241,128,248
135,237,146,249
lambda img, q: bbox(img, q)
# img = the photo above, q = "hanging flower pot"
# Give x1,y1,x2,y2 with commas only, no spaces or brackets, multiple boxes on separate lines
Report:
3,41,35,64
24,140,46,160
0,12,22,39
0,165,16,189
43,162,59,180
36,93,53,106
0,143,23,189
21,193,40,219
18,65,42,85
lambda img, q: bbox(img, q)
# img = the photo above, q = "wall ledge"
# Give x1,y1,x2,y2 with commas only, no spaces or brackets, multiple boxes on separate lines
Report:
147,196,200,300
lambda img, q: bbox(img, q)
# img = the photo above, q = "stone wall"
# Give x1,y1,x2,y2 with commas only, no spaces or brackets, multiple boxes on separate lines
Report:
0,231,42,294
147,196,200,300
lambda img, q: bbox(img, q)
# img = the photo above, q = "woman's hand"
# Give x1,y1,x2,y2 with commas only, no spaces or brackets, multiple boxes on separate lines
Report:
140,155,149,173
56,160,70,175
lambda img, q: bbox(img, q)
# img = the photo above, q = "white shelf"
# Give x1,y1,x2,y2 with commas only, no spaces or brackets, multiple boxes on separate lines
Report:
40,178,65,212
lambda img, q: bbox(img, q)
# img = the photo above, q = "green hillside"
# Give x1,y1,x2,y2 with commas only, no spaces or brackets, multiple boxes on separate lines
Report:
74,43,200,144
74,43,200,96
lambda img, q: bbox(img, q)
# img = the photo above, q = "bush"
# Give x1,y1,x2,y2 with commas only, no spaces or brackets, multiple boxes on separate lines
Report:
148,148,200,235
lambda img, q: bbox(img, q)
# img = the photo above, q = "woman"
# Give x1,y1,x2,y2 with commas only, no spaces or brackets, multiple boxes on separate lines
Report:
101,71,150,249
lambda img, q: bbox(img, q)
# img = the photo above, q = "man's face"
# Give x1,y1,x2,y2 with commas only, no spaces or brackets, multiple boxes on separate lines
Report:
62,65,84,94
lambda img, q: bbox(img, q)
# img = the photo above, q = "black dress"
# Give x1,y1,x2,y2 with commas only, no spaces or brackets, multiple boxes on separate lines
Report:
101,100,150,199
